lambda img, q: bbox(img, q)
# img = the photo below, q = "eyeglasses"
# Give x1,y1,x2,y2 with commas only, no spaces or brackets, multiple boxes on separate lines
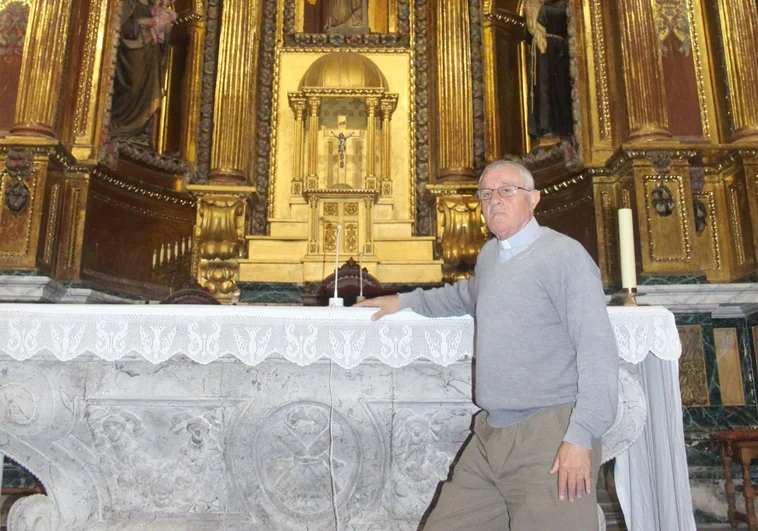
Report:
476,185,533,202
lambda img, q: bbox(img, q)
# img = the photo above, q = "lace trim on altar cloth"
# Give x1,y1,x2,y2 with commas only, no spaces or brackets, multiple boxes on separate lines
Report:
0,305,680,367
607,306,681,364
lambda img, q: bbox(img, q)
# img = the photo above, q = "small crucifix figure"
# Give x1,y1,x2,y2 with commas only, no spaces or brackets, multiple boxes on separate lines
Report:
330,131,356,169
323,115,363,188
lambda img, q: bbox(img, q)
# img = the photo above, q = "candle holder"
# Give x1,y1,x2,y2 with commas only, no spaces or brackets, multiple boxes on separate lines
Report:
610,287,639,307
355,295,366,303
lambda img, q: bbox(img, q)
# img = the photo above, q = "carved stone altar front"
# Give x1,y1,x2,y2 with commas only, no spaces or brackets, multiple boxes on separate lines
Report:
2,354,476,530
0,305,684,530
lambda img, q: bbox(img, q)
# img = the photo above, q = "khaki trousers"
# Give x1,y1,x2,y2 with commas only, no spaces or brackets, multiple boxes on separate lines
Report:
422,404,601,531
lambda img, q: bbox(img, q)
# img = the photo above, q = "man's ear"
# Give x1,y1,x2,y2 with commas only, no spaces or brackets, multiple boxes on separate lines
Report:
530,190,541,211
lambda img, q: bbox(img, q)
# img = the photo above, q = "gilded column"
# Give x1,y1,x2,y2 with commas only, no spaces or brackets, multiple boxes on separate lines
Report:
379,95,397,196
210,0,262,182
11,0,74,137
481,0,500,161
717,1,758,141
365,97,379,190
363,196,374,255
67,0,110,160
180,18,206,163
289,94,307,195
434,0,476,181
617,0,671,141
306,96,322,189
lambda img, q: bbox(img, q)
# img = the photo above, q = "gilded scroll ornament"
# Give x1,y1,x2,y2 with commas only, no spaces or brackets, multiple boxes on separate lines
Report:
189,186,256,301
435,195,487,281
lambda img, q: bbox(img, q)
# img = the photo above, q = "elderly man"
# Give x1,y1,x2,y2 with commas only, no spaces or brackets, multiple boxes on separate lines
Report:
357,160,618,530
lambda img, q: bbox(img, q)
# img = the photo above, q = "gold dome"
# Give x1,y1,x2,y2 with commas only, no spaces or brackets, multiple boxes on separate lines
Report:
299,52,388,91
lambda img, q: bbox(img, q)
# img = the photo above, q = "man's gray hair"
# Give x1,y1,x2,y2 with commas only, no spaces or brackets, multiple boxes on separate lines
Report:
479,160,535,190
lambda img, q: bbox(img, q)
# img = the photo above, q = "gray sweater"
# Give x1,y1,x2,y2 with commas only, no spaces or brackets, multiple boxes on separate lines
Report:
399,228,618,448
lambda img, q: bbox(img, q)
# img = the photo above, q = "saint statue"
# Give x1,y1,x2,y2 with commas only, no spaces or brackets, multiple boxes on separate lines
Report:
323,0,367,34
524,0,573,148
110,0,173,139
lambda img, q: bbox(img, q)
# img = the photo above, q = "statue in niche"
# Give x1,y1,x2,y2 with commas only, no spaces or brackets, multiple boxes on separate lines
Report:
323,0,368,34
524,0,573,149
110,0,174,141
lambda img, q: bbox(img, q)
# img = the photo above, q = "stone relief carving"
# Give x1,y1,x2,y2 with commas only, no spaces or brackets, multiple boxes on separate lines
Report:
85,405,228,514
601,363,647,464
1,351,643,530
255,402,359,519
392,408,465,503
8,494,61,531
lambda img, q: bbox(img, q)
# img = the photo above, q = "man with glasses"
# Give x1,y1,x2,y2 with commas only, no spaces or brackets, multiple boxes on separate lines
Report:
357,160,617,530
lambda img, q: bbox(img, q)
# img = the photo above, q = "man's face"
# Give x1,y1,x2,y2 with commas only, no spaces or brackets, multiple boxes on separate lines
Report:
479,167,541,241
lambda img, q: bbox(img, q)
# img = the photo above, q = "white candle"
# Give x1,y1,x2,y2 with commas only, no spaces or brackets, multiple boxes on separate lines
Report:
359,252,363,298
618,208,637,289
330,225,343,306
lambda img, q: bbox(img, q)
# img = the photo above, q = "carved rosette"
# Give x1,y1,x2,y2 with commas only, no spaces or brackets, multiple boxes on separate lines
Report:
188,185,256,301
428,184,487,281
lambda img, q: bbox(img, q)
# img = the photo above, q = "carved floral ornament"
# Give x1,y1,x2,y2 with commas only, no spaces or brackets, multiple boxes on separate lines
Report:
651,184,675,217
2,147,34,213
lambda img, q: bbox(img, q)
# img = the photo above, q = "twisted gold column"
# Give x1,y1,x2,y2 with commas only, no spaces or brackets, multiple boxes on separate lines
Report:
306,96,322,189
434,0,476,181
379,95,397,196
618,0,671,141
365,97,379,189
717,1,758,141
11,0,74,137
210,0,262,183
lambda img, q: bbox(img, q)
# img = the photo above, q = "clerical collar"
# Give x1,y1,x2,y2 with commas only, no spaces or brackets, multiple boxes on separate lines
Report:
499,217,540,250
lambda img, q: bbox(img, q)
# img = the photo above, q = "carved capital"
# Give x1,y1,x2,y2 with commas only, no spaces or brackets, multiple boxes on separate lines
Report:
431,186,487,281
379,95,398,120
364,97,380,116
288,93,307,120
187,184,256,301
306,96,322,116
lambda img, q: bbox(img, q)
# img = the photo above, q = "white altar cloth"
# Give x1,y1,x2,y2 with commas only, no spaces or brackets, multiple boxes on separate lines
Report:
606,307,696,531
0,304,690,530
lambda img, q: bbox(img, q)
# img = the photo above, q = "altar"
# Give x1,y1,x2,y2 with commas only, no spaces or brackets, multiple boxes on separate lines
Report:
0,304,691,530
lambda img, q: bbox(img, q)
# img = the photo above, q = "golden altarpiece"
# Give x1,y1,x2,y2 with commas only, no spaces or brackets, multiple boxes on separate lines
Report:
0,0,757,302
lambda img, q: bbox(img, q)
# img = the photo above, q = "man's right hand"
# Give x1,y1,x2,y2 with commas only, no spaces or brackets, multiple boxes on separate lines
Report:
354,295,401,320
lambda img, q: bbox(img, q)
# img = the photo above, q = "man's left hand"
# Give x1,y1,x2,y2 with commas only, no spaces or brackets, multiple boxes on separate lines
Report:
548,441,592,502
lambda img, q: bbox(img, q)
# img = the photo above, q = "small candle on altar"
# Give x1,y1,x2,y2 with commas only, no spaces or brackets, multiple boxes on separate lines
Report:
618,208,637,289
330,225,344,306
357,253,365,303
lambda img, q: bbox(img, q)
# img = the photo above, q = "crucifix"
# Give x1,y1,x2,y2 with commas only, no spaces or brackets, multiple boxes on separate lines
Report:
324,115,362,188
330,131,356,169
